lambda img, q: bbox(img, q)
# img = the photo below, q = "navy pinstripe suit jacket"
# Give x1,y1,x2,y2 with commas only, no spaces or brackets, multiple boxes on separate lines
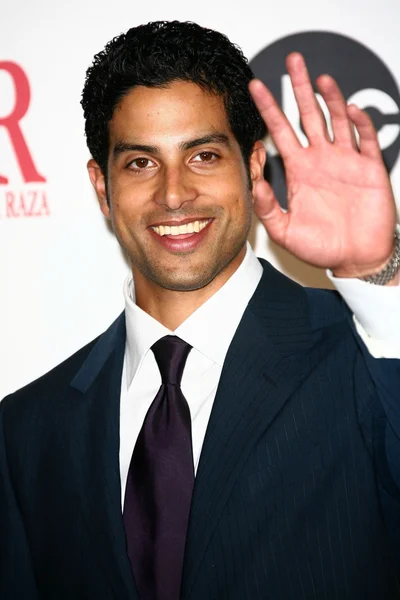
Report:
1,259,400,599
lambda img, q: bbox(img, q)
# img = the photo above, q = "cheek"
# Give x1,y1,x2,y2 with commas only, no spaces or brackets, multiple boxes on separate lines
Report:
217,181,251,220
109,195,140,241
109,184,145,224
217,165,251,207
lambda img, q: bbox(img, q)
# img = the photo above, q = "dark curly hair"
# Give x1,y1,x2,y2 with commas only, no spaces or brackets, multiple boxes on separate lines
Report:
81,21,266,178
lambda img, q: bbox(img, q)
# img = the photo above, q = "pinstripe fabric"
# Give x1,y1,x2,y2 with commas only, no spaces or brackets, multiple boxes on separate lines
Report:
1,260,400,599
185,326,398,598
182,266,400,599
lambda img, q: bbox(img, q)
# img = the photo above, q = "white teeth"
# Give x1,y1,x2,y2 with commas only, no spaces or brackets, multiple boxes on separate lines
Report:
152,219,210,236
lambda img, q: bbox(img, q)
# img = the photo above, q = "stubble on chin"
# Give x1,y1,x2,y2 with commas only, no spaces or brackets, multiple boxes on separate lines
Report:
134,228,249,293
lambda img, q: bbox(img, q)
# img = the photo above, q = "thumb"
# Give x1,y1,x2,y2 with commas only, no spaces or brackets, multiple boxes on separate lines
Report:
253,179,289,245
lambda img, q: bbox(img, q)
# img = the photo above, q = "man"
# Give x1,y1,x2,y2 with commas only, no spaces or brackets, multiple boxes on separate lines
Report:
1,19,400,599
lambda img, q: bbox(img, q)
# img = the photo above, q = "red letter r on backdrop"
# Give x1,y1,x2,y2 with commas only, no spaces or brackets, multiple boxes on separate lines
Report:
0,61,46,184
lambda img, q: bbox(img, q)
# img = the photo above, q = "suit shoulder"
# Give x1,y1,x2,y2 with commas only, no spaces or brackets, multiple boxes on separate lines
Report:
254,259,352,335
304,286,351,330
1,312,125,415
1,336,99,413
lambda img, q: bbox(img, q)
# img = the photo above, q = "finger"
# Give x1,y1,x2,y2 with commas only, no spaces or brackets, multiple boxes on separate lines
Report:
253,179,289,246
347,104,382,159
316,74,357,149
249,79,302,159
286,52,330,145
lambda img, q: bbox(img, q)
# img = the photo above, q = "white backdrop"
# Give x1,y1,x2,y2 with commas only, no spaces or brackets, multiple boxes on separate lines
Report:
2,0,400,398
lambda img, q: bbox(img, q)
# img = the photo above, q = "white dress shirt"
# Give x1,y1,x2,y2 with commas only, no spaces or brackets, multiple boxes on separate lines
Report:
119,243,400,503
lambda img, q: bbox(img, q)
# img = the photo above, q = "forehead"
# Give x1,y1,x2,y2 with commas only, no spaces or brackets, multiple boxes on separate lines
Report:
109,81,233,145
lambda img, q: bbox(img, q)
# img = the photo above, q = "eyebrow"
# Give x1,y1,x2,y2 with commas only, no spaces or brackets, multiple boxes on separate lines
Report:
112,133,231,158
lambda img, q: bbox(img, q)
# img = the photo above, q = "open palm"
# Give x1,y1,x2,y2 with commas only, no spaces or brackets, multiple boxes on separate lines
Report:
249,53,397,278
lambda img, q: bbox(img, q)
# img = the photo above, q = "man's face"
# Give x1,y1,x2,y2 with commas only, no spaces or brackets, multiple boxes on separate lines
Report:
89,81,265,293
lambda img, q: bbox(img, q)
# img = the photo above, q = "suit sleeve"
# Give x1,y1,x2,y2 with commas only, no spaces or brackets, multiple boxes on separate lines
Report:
353,337,400,570
0,400,40,599
308,283,400,567
359,348,400,482
329,276,400,487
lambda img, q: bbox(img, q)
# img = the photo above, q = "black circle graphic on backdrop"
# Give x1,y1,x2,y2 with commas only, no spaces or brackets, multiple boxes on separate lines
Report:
250,31,400,208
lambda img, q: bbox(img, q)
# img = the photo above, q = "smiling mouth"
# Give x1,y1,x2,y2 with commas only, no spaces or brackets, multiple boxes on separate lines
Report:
151,219,212,236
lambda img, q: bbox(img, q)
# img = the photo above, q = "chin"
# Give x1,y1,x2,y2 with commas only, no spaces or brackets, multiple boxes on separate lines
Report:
135,240,246,293
152,271,218,292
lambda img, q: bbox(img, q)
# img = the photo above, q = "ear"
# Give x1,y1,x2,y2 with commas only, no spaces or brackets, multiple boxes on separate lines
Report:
87,159,111,220
249,141,266,195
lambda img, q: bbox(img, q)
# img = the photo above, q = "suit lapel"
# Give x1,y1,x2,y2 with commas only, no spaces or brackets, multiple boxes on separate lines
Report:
69,313,139,600
182,260,314,598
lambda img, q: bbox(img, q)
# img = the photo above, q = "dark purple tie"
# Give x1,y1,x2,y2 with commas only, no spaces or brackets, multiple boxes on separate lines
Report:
123,335,194,600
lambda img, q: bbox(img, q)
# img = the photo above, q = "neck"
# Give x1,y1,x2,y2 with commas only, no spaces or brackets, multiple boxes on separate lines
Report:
132,248,246,330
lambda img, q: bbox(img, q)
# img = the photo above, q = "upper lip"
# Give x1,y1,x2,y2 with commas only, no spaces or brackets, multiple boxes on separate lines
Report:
149,217,212,227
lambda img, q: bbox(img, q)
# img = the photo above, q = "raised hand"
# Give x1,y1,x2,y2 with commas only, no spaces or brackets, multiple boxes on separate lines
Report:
249,53,397,279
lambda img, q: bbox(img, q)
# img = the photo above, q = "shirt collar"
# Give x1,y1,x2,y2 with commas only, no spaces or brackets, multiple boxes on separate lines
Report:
123,242,263,386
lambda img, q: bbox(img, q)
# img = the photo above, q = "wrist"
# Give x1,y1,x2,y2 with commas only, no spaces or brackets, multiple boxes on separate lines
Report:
332,226,400,285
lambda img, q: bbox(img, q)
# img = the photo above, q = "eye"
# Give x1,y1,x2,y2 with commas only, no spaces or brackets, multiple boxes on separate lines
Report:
192,151,218,163
128,157,156,171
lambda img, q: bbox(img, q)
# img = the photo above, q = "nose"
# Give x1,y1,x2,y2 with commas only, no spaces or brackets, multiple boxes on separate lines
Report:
154,165,196,210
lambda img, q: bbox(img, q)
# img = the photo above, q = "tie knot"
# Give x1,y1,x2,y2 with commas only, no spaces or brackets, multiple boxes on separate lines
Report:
151,335,192,385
